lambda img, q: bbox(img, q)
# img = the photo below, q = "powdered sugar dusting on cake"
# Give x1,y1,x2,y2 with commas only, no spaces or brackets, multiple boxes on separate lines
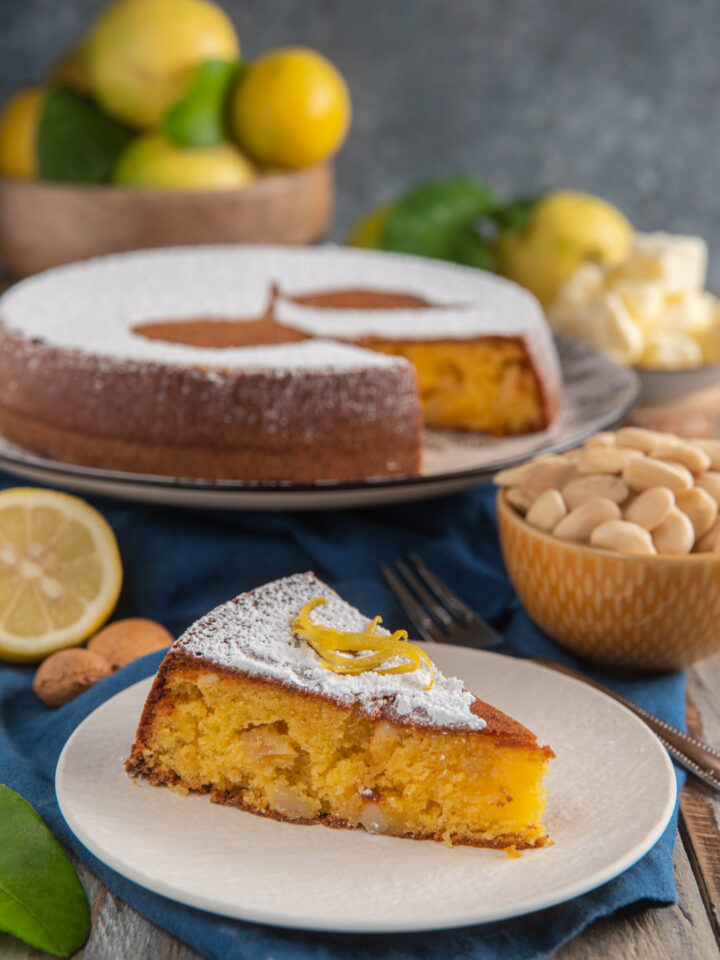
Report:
0,244,559,387
177,572,486,730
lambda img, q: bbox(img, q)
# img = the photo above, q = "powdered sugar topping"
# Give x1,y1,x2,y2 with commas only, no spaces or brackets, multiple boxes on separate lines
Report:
177,572,486,730
0,244,558,382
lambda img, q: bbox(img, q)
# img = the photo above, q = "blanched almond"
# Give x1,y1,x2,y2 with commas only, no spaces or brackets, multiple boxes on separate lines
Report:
676,487,718,539
623,486,675,531
695,517,720,552
577,447,642,475
562,475,629,510
590,520,657,555
526,489,567,531
585,431,616,448
653,442,711,475
695,471,720,503
615,427,668,453
505,487,533,514
495,464,532,487
553,498,621,543
691,439,720,470
652,508,695,554
622,457,693,494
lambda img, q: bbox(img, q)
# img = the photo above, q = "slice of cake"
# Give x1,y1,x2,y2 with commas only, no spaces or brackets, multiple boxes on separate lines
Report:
126,573,554,849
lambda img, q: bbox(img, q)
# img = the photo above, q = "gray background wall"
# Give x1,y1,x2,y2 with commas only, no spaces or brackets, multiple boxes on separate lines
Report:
2,0,719,280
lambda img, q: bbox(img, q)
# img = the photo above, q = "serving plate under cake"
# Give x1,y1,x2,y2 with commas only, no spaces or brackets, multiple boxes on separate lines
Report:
56,645,675,933
0,337,637,510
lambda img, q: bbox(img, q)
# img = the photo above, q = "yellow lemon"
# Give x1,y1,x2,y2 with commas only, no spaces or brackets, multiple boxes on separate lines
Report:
113,133,255,189
50,45,92,93
85,0,239,129
346,204,390,249
0,488,122,662
0,86,46,179
231,47,351,168
495,191,633,307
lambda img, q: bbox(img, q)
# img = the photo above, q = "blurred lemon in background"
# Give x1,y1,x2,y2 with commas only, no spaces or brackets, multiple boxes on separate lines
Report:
0,86,46,178
347,204,390,249
50,45,91,93
85,0,239,129
495,190,633,307
231,47,351,167
113,133,255,189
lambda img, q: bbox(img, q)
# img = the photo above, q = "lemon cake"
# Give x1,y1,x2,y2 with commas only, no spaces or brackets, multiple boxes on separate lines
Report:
126,572,554,849
0,246,561,482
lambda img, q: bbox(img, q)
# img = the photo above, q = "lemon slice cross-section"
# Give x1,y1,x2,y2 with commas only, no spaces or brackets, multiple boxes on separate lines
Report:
0,488,122,662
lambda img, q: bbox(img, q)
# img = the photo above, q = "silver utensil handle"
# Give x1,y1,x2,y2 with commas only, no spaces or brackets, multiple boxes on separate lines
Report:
533,657,720,788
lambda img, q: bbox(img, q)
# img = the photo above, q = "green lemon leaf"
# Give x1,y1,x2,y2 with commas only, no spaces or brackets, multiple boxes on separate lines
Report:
382,176,497,264
492,192,545,235
37,87,133,183
0,785,89,957
162,60,242,148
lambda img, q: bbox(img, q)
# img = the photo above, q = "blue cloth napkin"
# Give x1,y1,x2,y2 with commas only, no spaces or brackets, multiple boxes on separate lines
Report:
0,475,685,960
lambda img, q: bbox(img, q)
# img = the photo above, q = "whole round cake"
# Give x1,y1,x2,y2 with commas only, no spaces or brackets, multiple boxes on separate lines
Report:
0,246,562,483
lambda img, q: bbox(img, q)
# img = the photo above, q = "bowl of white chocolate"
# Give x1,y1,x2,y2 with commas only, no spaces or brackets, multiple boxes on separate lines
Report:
549,232,720,407
496,426,720,670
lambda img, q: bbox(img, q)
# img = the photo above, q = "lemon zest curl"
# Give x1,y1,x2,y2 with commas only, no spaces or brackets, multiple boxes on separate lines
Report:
294,597,435,690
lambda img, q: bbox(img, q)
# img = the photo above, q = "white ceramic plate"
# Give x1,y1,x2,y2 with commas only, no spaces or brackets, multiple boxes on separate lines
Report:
56,646,675,933
633,362,720,408
0,338,637,510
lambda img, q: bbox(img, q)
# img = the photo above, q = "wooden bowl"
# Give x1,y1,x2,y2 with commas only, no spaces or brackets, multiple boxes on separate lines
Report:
497,489,720,672
0,163,333,277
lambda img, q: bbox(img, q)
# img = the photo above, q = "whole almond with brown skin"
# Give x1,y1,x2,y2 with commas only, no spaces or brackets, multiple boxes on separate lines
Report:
88,618,173,670
33,648,111,708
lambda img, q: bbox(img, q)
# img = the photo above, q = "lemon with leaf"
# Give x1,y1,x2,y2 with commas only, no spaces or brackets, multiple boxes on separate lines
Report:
85,0,239,129
114,133,255,189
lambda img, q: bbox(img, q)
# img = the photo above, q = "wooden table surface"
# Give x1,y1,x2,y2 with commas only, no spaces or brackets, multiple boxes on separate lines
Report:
2,389,720,959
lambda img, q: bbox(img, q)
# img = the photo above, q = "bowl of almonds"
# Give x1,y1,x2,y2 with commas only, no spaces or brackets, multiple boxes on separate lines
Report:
495,427,720,671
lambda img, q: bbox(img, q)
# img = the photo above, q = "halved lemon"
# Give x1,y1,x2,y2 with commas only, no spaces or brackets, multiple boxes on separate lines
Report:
0,488,122,662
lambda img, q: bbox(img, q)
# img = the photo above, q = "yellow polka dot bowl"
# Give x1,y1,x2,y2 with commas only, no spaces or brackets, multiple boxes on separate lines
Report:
497,490,720,671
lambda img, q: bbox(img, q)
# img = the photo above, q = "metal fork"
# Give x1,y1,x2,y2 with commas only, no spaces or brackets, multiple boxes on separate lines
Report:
381,553,720,795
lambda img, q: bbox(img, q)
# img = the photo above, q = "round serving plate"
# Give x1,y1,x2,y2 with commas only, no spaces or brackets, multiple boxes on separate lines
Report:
0,337,638,510
56,646,676,933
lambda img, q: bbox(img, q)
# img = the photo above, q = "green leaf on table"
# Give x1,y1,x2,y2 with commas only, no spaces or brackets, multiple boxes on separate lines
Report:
37,86,133,183
162,60,242,147
0,785,89,957
382,176,498,265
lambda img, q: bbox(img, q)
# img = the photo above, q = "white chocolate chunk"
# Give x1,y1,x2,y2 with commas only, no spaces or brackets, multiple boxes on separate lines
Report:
525,489,568,531
619,232,708,294
562,475,629,510
590,520,657,555
553,498,621,543
652,507,695,554
676,487,718,539
652,442,711,475
623,486,675,531
695,471,720,503
640,330,703,369
622,456,693,494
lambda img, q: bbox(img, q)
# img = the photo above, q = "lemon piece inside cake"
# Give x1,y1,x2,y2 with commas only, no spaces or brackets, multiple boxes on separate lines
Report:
126,573,553,849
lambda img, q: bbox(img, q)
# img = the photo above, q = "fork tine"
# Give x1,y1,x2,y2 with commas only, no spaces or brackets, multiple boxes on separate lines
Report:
395,558,454,632
409,553,480,626
380,563,440,644
408,553,503,647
